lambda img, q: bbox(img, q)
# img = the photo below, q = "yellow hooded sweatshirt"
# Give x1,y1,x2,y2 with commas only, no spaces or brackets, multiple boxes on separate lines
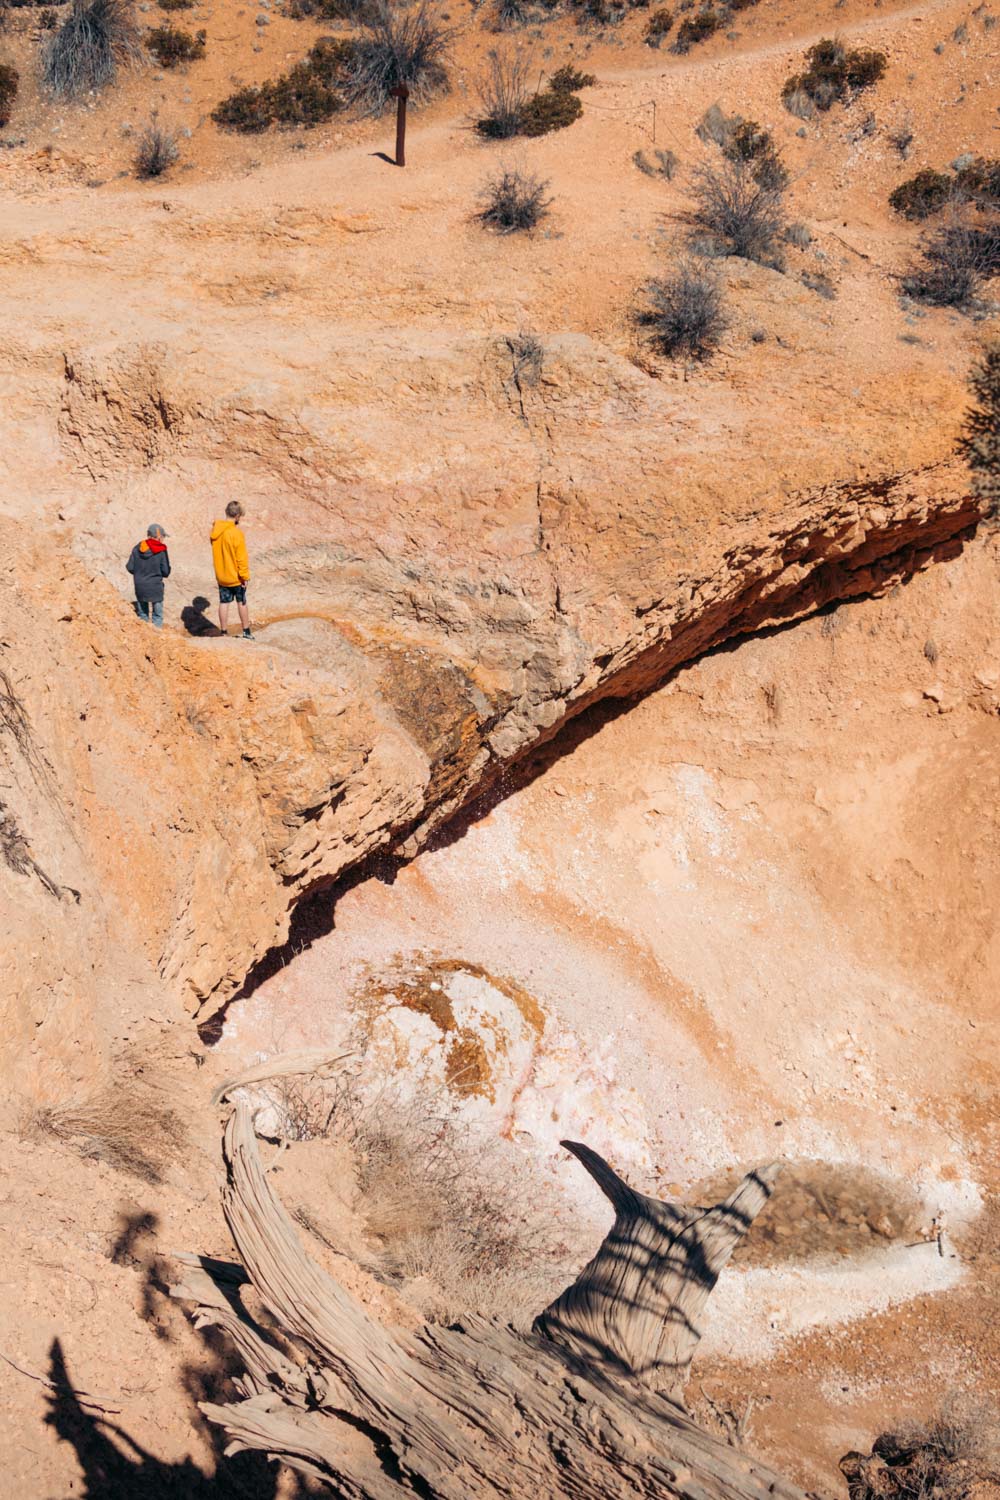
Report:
210,518,250,586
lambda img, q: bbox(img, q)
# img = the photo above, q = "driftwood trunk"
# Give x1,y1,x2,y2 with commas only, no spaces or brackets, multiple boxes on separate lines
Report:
173,1103,803,1500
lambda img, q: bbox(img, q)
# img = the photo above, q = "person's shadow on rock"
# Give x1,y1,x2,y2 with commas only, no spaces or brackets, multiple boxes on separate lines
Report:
181,597,222,637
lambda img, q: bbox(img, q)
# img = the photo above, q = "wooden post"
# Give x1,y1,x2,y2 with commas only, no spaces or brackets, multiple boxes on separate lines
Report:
391,82,409,167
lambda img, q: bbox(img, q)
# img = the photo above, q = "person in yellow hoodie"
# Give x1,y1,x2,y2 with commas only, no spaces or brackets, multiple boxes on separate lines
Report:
211,501,254,640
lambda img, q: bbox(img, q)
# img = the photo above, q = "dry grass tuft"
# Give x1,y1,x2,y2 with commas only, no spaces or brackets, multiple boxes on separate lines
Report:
24,1081,186,1184
477,165,551,233
260,1073,577,1324
134,113,179,176
43,0,142,97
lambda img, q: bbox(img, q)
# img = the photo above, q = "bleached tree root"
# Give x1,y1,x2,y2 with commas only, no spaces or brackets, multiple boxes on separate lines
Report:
173,1103,802,1500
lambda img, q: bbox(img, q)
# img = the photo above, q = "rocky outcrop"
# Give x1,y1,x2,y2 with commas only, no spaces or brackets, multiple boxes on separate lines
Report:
0,166,986,1071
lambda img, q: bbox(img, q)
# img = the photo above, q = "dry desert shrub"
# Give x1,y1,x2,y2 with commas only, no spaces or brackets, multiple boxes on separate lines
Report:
644,6,672,44
134,113,179,176
43,0,142,96
690,155,787,266
640,257,727,360
213,36,354,130
518,86,581,134
634,146,678,178
475,46,530,138
145,21,204,66
889,168,953,220
891,158,1000,220
264,1073,574,1324
285,0,365,16
842,1401,1000,1500
345,0,450,114
25,1081,186,1184
547,62,594,90
0,61,18,123
959,341,1000,519
782,36,886,115
673,4,723,51
722,118,787,190
902,210,1000,310
475,53,585,139
477,165,551,232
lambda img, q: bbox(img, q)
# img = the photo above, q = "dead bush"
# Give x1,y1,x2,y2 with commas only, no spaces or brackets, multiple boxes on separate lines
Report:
262,1074,575,1324
783,86,815,120
959,341,1000,519
0,60,17,124
475,46,530,138
888,122,914,159
801,268,836,299
145,22,204,65
493,0,530,27
345,0,450,115
25,1082,186,1184
640,257,727,360
691,155,786,265
134,112,179,174
43,0,142,96
503,329,544,389
695,101,739,147
902,211,999,310
634,146,677,178
477,165,551,232
782,36,886,115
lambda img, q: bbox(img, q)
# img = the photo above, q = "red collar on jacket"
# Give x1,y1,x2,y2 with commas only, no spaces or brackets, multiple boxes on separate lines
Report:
140,538,168,555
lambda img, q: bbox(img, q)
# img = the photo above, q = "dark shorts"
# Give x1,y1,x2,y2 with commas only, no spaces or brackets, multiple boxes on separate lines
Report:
219,584,247,605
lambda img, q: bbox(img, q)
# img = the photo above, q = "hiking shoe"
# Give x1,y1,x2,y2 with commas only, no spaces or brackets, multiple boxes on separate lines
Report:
242,629,256,641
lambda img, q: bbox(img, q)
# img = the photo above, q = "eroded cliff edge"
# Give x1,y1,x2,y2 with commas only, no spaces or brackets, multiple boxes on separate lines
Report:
0,314,981,1103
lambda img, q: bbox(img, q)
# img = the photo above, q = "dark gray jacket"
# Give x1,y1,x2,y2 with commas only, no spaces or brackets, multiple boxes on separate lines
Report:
126,540,171,602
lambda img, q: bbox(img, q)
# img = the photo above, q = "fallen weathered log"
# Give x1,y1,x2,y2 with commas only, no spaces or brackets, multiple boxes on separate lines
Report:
173,1103,803,1499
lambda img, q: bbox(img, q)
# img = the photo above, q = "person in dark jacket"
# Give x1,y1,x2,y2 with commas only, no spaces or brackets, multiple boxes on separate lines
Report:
126,524,171,627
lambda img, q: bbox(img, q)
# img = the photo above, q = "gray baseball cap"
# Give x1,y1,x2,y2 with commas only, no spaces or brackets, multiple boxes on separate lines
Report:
147,523,169,538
